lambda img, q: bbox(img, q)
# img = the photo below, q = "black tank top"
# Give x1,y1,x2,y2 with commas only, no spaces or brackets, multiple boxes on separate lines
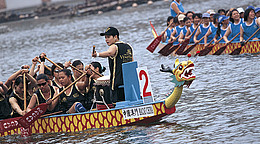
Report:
10,91,30,117
35,85,58,113
59,84,85,112
52,79,62,89
0,93,12,119
108,41,133,90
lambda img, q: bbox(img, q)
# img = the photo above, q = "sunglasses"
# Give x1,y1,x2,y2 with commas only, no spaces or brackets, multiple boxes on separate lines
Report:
54,70,60,73
37,82,47,87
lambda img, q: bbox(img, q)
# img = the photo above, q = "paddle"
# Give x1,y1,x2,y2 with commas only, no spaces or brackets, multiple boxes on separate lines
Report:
44,56,63,70
230,27,260,55
199,37,223,56
150,21,158,37
175,21,202,55
37,59,52,71
18,72,87,128
158,35,180,56
146,23,172,53
163,43,181,56
213,32,240,55
23,73,26,111
182,36,205,55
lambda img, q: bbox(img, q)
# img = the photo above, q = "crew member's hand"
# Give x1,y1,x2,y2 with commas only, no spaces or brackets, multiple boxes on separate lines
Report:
46,98,52,105
21,69,29,74
92,51,97,57
21,110,27,116
32,57,39,65
64,61,71,68
0,81,3,86
21,65,30,69
39,53,46,62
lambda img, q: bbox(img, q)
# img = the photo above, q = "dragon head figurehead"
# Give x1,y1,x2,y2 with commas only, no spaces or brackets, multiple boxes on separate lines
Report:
161,58,196,87
161,58,196,108
171,58,195,87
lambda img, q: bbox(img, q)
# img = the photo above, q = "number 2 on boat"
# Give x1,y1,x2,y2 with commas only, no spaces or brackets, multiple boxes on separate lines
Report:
136,67,154,103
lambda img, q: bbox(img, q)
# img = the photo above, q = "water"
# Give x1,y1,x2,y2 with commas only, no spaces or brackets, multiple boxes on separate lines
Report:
0,0,260,143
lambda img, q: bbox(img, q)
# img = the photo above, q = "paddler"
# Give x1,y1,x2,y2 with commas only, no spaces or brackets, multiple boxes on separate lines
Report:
9,70,37,117
57,69,89,114
240,8,260,42
194,13,211,44
84,62,106,110
92,27,133,103
161,16,176,45
170,0,185,17
26,74,60,114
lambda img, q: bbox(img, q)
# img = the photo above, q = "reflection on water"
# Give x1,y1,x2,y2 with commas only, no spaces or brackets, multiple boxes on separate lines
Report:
0,0,259,143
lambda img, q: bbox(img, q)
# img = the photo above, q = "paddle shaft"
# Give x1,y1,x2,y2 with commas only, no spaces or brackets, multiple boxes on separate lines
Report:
228,32,240,43
244,27,260,43
23,73,26,111
51,72,87,101
37,59,52,71
188,21,202,38
40,111,63,118
44,56,63,70
92,45,95,54
150,21,158,37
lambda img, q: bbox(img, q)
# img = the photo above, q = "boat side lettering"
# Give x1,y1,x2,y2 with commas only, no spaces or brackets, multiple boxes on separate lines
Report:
122,105,154,120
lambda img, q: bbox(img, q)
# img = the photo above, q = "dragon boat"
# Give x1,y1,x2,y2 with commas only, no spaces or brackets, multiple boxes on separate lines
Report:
0,59,195,137
159,40,260,56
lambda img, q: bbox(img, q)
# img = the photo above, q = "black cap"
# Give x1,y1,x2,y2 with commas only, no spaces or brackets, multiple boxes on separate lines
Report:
100,27,119,36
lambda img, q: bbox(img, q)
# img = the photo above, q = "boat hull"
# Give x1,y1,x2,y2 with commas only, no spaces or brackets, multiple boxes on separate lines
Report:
0,101,175,137
159,40,260,56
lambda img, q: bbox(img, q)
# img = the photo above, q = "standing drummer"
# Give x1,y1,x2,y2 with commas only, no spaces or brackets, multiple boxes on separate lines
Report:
92,27,133,103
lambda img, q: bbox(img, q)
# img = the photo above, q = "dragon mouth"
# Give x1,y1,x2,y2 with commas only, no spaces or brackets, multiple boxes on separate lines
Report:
180,65,196,80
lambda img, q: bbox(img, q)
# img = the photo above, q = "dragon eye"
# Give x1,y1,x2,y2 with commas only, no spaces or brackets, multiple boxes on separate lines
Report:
179,65,183,70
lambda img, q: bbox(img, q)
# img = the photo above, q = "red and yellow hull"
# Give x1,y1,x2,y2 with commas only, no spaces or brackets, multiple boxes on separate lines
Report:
0,101,175,137
158,40,260,56
190,40,260,55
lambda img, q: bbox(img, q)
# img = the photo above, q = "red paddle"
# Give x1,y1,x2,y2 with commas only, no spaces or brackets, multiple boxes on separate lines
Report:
213,33,240,55
230,27,260,55
176,21,202,55
182,36,205,55
150,21,158,37
199,37,223,56
146,23,172,53
158,35,180,56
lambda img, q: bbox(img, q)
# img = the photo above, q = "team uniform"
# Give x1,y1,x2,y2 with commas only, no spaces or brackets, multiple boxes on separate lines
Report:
229,19,242,42
170,0,184,17
173,25,185,44
9,91,30,117
108,41,133,103
34,85,59,114
241,19,260,40
197,24,211,43
58,84,85,113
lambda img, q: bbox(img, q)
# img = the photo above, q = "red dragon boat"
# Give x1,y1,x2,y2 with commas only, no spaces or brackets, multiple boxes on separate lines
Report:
0,59,195,137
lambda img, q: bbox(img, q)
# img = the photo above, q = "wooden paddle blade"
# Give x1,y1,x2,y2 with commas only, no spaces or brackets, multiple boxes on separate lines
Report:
0,117,21,132
199,45,214,56
18,103,47,128
230,47,242,55
164,44,180,56
213,45,227,55
158,42,173,56
146,35,162,53
175,38,190,55
182,43,198,55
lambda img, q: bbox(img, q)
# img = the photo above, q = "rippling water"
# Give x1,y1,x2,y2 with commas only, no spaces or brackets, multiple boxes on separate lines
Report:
0,0,260,143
